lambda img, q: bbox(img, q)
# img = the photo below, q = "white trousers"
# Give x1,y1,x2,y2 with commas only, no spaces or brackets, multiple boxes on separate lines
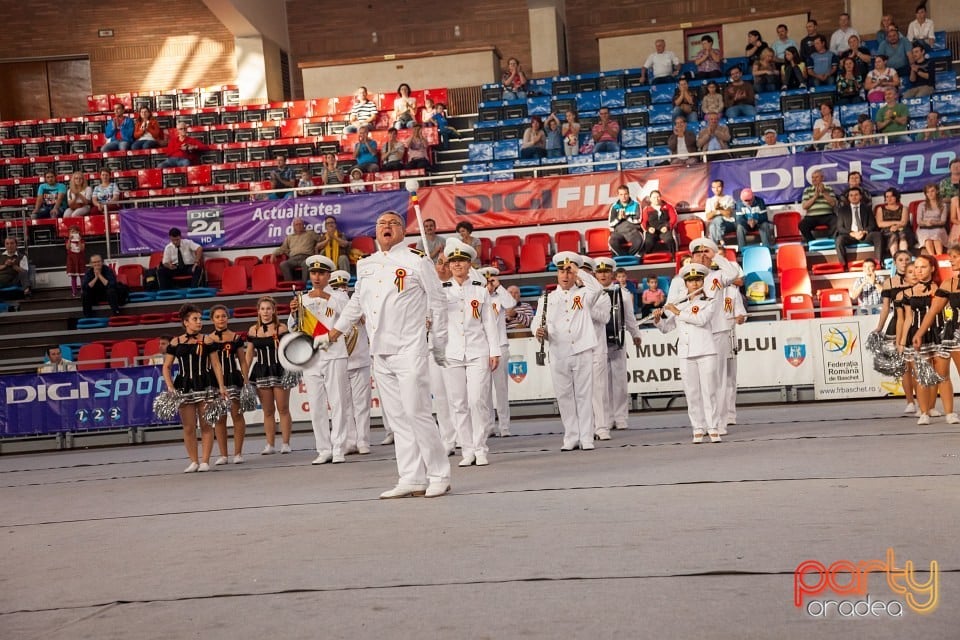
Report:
592,342,610,432
303,358,349,456
723,350,738,424
373,354,450,485
606,346,630,428
490,342,510,432
680,354,719,435
429,355,456,450
344,366,371,450
447,357,494,457
550,349,594,448
712,331,736,426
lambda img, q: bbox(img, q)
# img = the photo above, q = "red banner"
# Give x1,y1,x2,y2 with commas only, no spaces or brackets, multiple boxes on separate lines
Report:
414,165,710,233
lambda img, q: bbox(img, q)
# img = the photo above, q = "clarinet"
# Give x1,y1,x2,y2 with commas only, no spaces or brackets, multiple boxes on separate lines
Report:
536,291,548,366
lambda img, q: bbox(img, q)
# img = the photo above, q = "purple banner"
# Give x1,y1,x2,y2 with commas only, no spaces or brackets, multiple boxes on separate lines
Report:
710,139,958,204
119,191,411,254
0,366,176,435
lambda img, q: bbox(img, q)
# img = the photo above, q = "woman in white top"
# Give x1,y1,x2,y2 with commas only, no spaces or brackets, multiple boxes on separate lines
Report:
392,83,418,129
812,103,836,146
865,55,900,103
91,169,120,215
916,183,949,255
63,171,92,217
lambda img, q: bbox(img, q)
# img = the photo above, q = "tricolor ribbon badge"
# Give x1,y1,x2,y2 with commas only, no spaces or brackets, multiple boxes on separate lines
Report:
691,305,700,315
724,297,733,312
471,300,481,319
711,277,722,291
325,307,334,317
492,303,499,316
394,268,407,293
572,296,583,310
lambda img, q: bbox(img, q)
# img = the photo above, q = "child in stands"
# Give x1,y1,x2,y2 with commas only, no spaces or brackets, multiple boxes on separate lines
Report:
641,275,666,316
66,225,85,297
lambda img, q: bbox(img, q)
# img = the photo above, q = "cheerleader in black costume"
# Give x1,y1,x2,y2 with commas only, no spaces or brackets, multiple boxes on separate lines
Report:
913,246,960,426
162,304,227,473
209,304,249,465
244,296,293,455
876,250,916,413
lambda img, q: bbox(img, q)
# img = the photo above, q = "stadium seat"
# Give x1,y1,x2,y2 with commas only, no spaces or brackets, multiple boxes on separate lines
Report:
250,263,283,293
741,245,773,275
810,262,844,275
585,228,612,257
203,257,231,288
780,267,812,297
117,264,144,290
641,252,672,264
523,233,552,258
773,211,802,243
139,313,170,325
219,265,249,295
549,230,579,255
775,243,807,275
185,287,218,298
491,245,517,274
234,256,260,279
148,251,164,270
83,215,107,237
232,306,259,318
518,285,542,297
675,218,704,251
818,289,853,317
478,237,493,265
613,255,640,267
155,289,186,301
351,235,376,255
110,340,140,367
77,343,107,370
494,235,522,261
935,254,953,283
518,242,547,273
129,291,156,303
743,270,776,306
783,293,815,320
107,315,139,327
142,338,162,362
76,317,109,329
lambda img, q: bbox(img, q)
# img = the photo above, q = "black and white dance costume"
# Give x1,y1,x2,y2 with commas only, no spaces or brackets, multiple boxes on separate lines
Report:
167,335,213,404
211,331,246,399
882,274,911,341
935,279,960,353
248,325,287,389
907,281,944,358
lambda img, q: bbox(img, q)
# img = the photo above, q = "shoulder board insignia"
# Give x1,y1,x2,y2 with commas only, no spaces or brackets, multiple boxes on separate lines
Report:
442,281,453,287
409,248,426,257
472,280,483,286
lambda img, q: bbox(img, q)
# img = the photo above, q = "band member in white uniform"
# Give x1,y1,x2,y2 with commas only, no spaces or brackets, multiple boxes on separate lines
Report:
328,210,452,499
719,279,747,428
443,241,501,466
428,254,458,455
478,266,516,437
595,257,642,430
578,257,613,439
654,263,724,443
288,255,352,464
532,252,605,451
329,269,372,456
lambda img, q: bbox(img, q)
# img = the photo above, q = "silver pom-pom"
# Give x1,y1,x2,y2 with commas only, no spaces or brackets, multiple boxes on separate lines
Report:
202,395,231,424
153,390,182,421
873,351,905,377
281,369,302,390
865,331,884,355
239,383,259,412
913,353,946,387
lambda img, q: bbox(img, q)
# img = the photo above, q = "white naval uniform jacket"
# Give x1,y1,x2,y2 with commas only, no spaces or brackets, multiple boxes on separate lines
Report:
443,278,502,361
667,254,742,334
586,273,613,354
656,295,720,358
335,245,448,355
487,284,516,348
532,272,604,359
288,287,350,361
345,315,371,371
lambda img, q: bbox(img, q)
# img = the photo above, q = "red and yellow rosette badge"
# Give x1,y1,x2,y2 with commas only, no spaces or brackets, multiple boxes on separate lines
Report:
691,305,700,315
471,300,481,319
711,277,722,291
724,296,733,312
572,296,583,310
394,268,407,293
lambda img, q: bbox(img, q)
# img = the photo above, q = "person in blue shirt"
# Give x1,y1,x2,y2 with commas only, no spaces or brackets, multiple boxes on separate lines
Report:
877,26,911,78
734,188,774,248
806,36,838,87
101,103,134,152
31,171,66,219
353,126,379,173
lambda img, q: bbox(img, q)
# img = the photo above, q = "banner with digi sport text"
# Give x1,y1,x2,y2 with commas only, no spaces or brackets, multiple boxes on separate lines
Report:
119,191,410,255
709,139,958,206
415,165,710,233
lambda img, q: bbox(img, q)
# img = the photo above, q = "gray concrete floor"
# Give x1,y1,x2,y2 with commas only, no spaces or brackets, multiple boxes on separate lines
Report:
1,399,958,639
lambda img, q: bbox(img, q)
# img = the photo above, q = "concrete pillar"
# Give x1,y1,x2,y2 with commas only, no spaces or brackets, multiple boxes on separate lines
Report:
527,0,567,77
850,0,883,42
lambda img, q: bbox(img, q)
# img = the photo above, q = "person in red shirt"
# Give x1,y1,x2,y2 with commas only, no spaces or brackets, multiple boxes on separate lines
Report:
639,190,679,257
160,123,210,167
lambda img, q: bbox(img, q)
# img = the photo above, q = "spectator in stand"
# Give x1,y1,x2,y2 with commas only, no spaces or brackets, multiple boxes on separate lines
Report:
877,26,911,78
317,216,351,272
704,179,736,247
415,218,444,262
643,39,680,84
903,43,936,98
353,126,379,173
392,83,418,129
916,111,945,142
542,114,564,158
504,285,533,329
132,106,163,150
160,122,210,168
455,221,482,267
31,171,66,219
938,158,960,201
101,103,134,152
755,128,789,157
699,81,724,117
772,24,797,64
348,167,366,192
607,184,643,256
835,187,882,271
63,172,92,218
319,153,345,194
744,30,769,65
807,36,838,87
65,224,84,297
836,57,865,105
799,169,838,243
735,188,774,248
781,46,807,90
591,107,620,153
91,169,120,215
273,218,320,282
502,57,528,100
667,117,698,166
850,258,884,312
752,49,780,94
423,100,460,150
380,127,406,170
640,276,666,316
694,35,723,79
147,336,172,365
38,346,77,373
723,67,756,118
405,123,432,171
696,112,730,155
800,19,822,62
812,103,838,147
267,155,296,199
672,77,699,124
915,183,949,255
875,87,910,139
159,228,204,289
875,188,912,257
952,195,960,246
0,236,30,295
346,86,378,133
639,190,678,257
840,34,872,78
562,109,581,157
826,125,849,150
830,13,859,55
519,116,548,160
907,4,936,49
855,116,881,147
82,254,123,316
296,168,316,197
876,15,903,44
864,55,900,103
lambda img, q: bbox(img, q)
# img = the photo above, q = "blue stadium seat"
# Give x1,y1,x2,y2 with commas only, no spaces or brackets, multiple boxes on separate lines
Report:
744,270,777,306
756,92,781,113
494,140,519,160
185,287,217,299
723,57,749,74
650,83,676,104
567,155,593,174
518,285,543,297
593,151,620,172
905,97,931,119
742,245,773,274
155,290,187,301
77,318,109,329
128,291,156,303
462,163,490,183
649,103,674,125
620,147,648,168
468,142,494,162
526,96,551,116
601,89,626,108
490,160,514,181
932,91,960,115
613,255,640,267
839,103,869,126
528,77,553,95
935,69,956,92
576,91,602,112
621,127,648,148
783,110,811,132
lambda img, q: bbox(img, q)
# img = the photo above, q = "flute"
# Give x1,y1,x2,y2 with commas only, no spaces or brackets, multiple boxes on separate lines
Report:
637,286,705,326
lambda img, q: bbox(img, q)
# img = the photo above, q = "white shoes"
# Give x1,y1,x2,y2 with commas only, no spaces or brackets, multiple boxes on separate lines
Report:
459,454,476,467
312,453,332,465
581,442,595,451
903,402,916,414
184,461,199,473
930,408,943,418
280,443,291,454
197,462,210,472
918,414,931,425
475,452,489,466
214,456,229,466
595,430,611,441
379,483,427,499
718,426,729,436
947,413,960,424
425,481,451,498
708,431,722,443
332,453,346,464
261,444,276,455
498,428,511,437
692,431,705,444
233,454,244,464
357,444,371,455
381,433,395,445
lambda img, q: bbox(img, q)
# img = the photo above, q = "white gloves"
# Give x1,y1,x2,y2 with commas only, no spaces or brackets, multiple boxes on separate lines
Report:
313,334,331,351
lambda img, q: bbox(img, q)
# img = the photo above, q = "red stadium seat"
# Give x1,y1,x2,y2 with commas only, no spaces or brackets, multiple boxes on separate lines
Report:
642,252,672,264
524,233,552,258
234,256,260,279
491,245,517,274
203,257,231,288
783,294,815,320
83,215,107,237
117,264,144,290
494,235,522,261
351,235,376,255
935,254,953,283
250,263,283,293
478,237,493,265
518,242,548,273
554,230,582,254
107,315,139,328
818,289,853,317
780,267,812,297
219,265,249,295
810,263,844,275
139,313,170,325
232,306,259,318
674,250,691,272
148,251,164,270
77,343,107,370
676,218,704,251
773,211,802,243
585,228,612,257
110,340,140,366
775,243,807,276
142,338,162,362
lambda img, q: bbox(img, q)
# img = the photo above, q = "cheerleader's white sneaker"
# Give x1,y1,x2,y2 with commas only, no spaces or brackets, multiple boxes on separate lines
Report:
946,413,960,424
917,414,931,425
